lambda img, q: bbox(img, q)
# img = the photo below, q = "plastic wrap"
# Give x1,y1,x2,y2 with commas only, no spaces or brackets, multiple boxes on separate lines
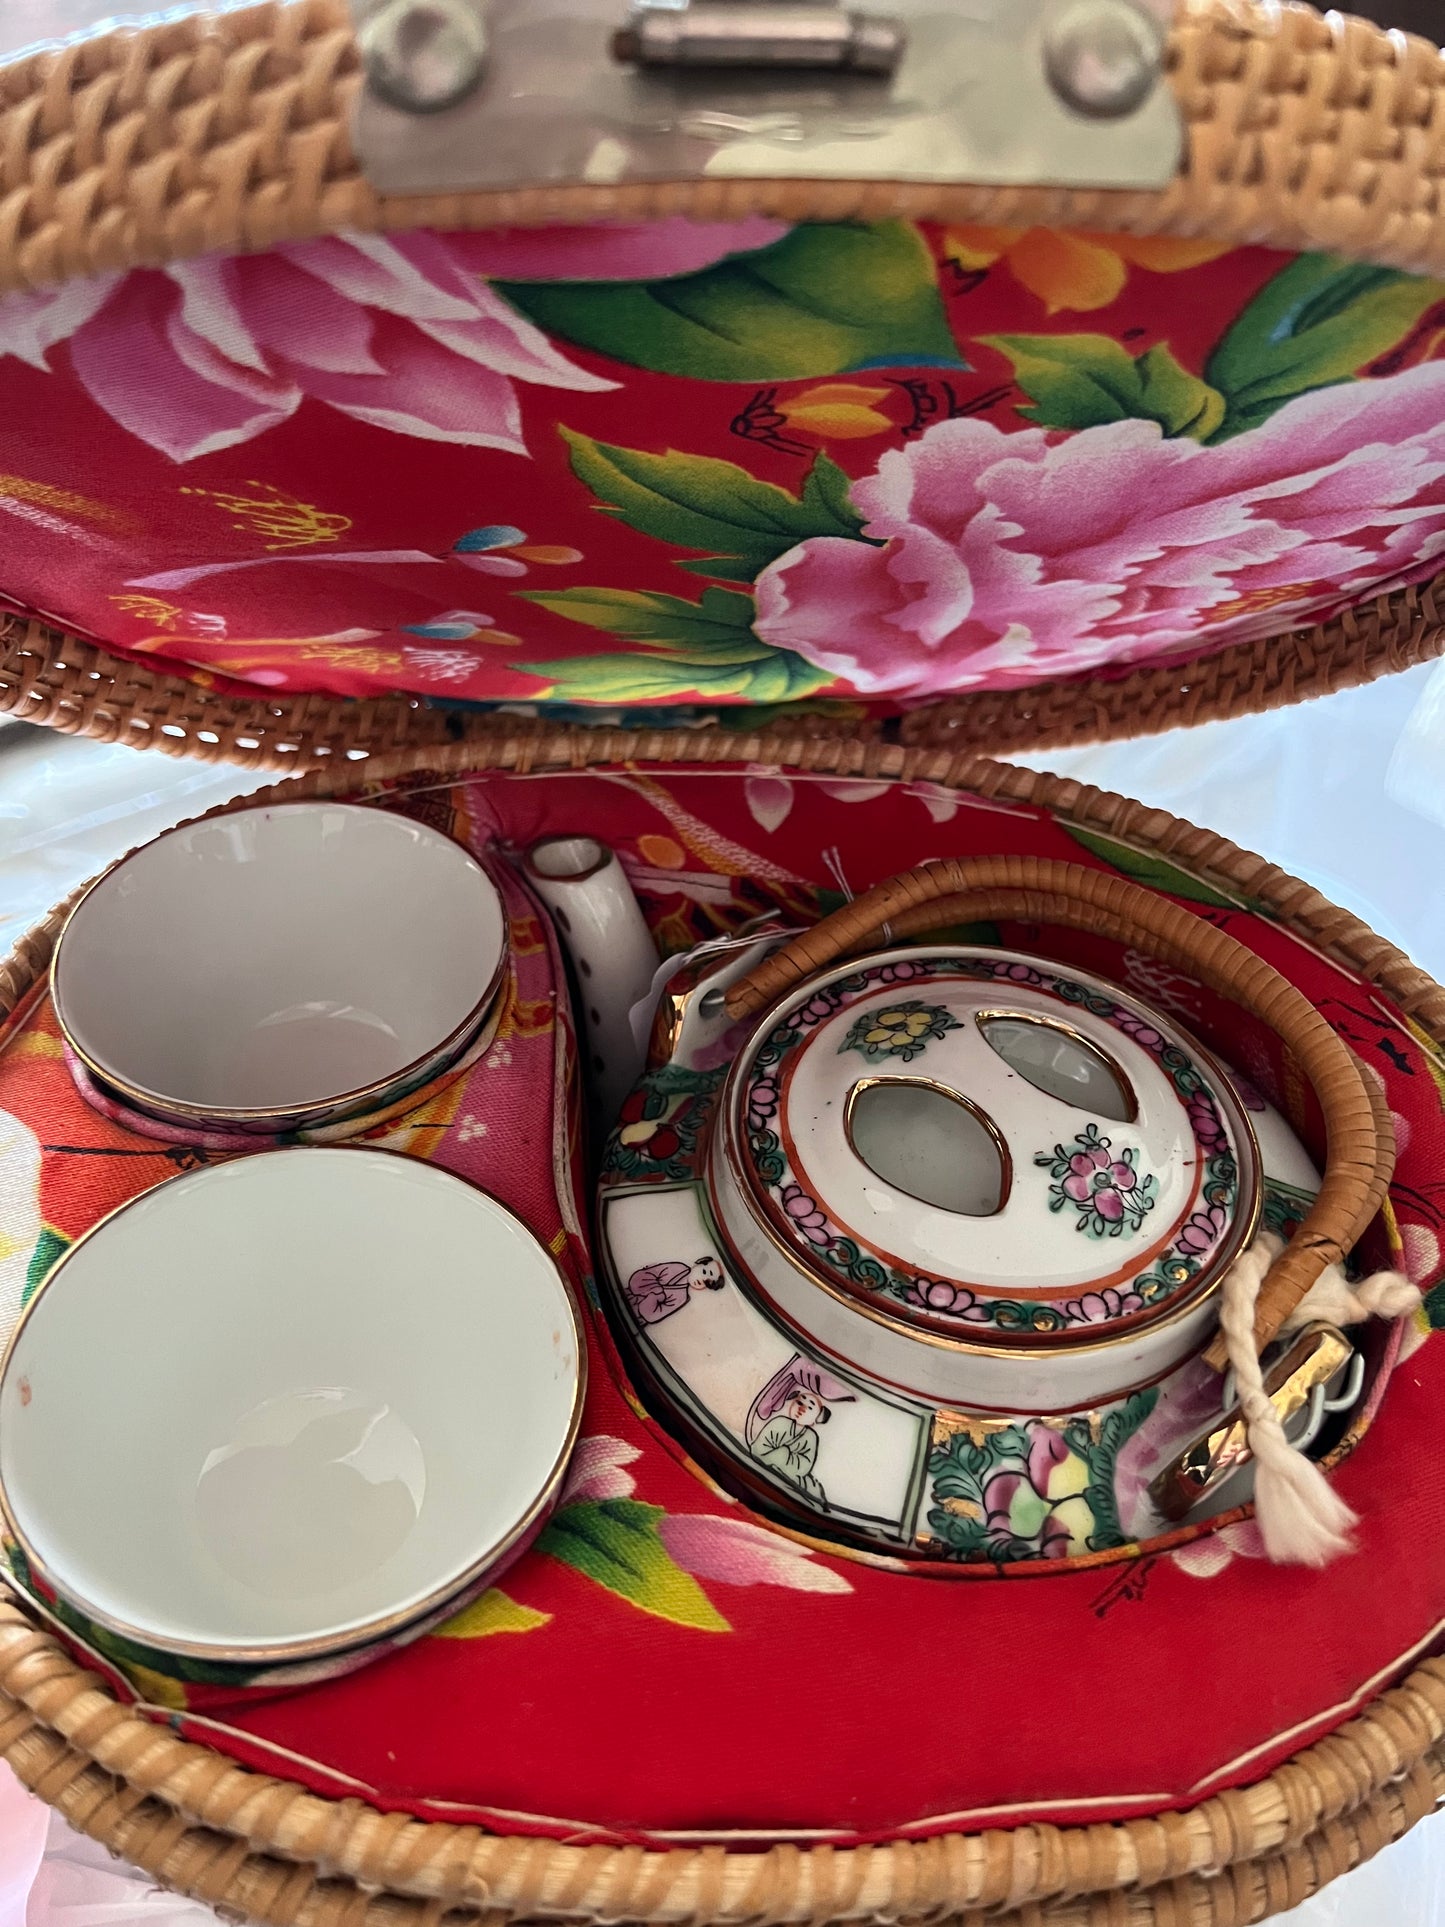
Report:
0,729,260,953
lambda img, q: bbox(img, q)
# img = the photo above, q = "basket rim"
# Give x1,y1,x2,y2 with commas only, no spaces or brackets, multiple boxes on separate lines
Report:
5,569,1445,774
3,741,1445,1925
0,0,1443,294
1,1597,1443,1927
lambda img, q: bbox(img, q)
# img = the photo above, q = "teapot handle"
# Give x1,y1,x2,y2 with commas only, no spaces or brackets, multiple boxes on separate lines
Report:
723,856,1390,1357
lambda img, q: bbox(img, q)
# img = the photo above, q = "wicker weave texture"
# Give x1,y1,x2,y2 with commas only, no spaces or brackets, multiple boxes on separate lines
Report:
1,1606,1444,1927
5,579,1445,776
0,0,1444,291
1,744,1444,1926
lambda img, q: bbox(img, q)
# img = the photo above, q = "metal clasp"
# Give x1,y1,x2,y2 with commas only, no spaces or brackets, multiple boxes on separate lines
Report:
349,0,1182,197
1149,1324,1362,1525
613,0,905,76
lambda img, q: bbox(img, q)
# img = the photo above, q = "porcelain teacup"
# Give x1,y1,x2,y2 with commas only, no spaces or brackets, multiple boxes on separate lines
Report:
0,1149,584,1687
52,803,507,1137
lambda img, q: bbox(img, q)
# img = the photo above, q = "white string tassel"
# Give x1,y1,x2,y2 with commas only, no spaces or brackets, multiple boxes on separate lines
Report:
1218,1238,1360,1567
1279,1243,1421,1335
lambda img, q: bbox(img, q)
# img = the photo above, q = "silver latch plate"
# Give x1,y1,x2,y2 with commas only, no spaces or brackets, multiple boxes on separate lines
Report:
352,0,1183,198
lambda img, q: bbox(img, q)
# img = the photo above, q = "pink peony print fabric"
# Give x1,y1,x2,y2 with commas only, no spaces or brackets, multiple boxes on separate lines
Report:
0,222,1442,711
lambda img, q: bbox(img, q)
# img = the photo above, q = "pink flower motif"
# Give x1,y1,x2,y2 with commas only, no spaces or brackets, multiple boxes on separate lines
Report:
0,220,787,463
752,366,1445,696
562,1434,640,1505
1113,1010,1165,1052
797,994,837,1025
981,1427,1095,1559
994,962,1047,986
747,1076,781,1133
907,1276,978,1316
658,1513,852,1593
1185,1090,1229,1154
876,961,924,984
780,1184,830,1244
1063,1143,1136,1221
1177,1202,1228,1256
1169,1519,1265,1578
1061,1287,1144,1323
1026,1426,1075,1495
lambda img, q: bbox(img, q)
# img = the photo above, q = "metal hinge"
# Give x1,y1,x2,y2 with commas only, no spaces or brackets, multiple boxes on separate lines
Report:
350,0,1181,196
611,1,906,77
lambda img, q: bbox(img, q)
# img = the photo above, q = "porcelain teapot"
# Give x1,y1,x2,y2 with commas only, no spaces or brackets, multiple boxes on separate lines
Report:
594,857,1388,1565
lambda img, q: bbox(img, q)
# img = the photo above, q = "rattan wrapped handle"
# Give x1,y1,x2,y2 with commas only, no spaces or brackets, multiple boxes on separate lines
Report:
723,857,1389,1356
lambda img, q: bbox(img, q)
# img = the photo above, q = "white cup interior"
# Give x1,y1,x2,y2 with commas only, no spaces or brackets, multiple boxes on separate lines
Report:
0,1150,581,1655
53,805,505,1115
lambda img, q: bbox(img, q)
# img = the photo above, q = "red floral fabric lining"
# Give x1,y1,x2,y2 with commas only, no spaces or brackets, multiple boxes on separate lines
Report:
0,225,1443,713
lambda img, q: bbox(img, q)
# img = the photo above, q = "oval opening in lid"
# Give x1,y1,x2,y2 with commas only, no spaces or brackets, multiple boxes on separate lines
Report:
978,1013,1136,1122
844,1076,1010,1216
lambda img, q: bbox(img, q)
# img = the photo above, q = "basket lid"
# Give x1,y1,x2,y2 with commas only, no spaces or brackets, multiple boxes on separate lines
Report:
0,0,1442,768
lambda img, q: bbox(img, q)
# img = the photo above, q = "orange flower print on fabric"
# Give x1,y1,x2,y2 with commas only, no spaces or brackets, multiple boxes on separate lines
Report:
943,226,1233,314
776,383,895,441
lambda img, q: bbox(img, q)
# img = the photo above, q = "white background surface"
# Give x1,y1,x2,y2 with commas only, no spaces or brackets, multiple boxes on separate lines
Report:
3,667,1445,1921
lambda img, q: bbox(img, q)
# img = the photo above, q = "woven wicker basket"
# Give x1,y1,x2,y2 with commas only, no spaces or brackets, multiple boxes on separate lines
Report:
3,736,1445,1926
0,0,1444,764
5,0,1445,1913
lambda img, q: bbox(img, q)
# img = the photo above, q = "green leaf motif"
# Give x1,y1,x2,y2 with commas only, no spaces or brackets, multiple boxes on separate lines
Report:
538,1498,729,1631
1059,825,1253,910
1205,254,1445,438
496,223,962,380
562,432,866,582
524,583,755,647
985,334,1225,440
517,585,831,705
1400,1012,1445,1115
23,1227,68,1307
432,1588,550,1639
1082,1389,1158,1547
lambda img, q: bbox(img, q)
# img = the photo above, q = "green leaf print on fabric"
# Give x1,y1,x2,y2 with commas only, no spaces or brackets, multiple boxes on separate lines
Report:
518,586,832,704
985,335,1225,439
1058,825,1256,911
496,223,962,380
562,431,867,581
22,1227,68,1307
538,1498,730,1631
523,584,757,648
432,1589,551,1638
1205,254,1445,438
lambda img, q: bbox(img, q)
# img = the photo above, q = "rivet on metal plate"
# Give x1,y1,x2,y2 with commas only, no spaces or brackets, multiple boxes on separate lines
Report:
1043,0,1164,119
358,0,491,114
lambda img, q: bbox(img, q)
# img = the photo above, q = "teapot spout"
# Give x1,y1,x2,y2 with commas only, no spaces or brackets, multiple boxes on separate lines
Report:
524,837,659,1124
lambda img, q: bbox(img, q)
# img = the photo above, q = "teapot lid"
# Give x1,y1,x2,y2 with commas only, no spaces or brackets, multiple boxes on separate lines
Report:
714,948,1260,1352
